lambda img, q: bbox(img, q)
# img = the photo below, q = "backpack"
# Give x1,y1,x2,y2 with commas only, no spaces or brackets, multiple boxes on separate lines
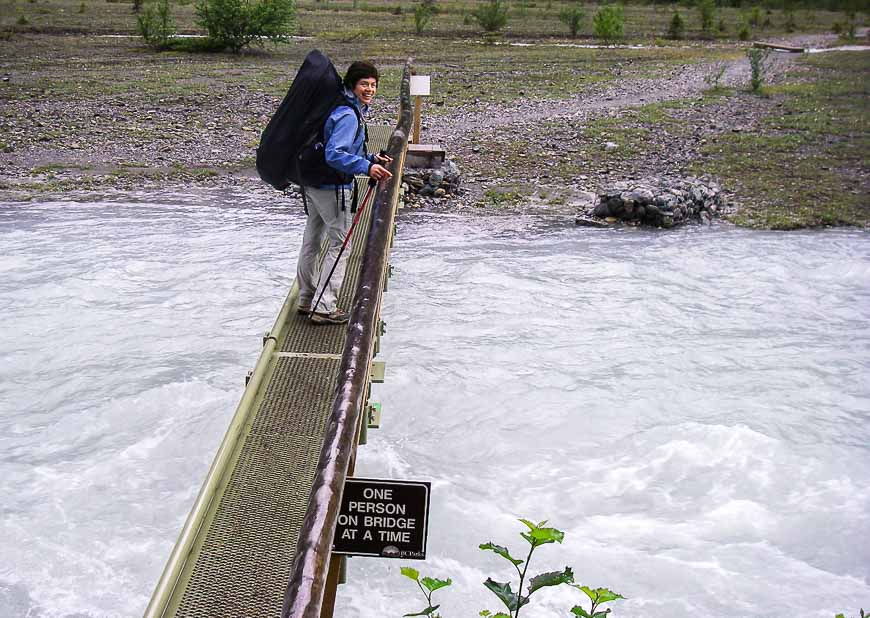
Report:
256,50,364,190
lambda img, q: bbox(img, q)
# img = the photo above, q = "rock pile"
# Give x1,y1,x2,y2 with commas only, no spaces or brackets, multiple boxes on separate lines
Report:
578,176,725,228
403,159,461,198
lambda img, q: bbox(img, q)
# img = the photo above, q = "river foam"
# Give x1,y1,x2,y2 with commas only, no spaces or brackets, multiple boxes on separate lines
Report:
1,198,868,617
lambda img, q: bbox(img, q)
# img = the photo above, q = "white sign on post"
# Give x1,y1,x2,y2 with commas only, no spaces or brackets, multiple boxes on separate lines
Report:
410,75,431,97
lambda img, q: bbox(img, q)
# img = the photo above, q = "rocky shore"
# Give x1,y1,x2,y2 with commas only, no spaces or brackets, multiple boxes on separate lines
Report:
1,31,864,229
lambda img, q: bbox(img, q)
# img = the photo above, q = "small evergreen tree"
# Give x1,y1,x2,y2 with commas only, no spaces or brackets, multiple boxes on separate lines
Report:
738,17,750,40
698,0,716,34
747,47,770,93
667,10,684,39
559,5,585,38
472,0,508,33
593,4,624,42
748,5,762,27
413,2,432,33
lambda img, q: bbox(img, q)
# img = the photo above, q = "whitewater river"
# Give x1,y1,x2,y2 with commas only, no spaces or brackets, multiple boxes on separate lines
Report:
1,192,868,618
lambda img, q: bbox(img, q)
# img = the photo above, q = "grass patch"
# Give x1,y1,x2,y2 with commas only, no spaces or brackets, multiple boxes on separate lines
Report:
478,186,526,208
697,52,869,229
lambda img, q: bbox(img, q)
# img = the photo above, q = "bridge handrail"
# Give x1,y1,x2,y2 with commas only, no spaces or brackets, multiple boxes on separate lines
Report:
144,278,299,618
281,60,413,618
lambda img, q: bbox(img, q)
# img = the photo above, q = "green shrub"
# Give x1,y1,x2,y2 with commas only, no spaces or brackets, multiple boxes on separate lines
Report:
138,0,175,49
747,47,771,93
559,5,585,37
667,10,684,39
704,62,726,90
16,15,29,25
784,10,796,32
593,4,623,42
472,0,508,33
738,17,750,40
401,518,626,618
390,4,402,14
195,0,295,53
698,0,715,34
413,2,432,32
748,5,761,26
78,1,86,12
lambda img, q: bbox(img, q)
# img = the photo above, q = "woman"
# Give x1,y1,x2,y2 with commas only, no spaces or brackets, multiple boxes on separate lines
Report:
296,60,392,325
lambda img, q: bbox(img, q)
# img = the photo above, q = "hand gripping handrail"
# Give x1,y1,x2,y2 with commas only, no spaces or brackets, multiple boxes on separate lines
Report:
280,60,413,618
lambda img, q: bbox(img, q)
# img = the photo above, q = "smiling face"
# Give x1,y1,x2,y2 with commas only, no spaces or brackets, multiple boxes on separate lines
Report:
353,77,378,106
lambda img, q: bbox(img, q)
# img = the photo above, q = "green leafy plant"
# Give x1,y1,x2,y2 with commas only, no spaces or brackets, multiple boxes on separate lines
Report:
559,5,585,38
834,610,867,618
738,17,750,41
698,0,715,34
747,5,761,27
137,0,176,50
704,62,727,91
472,0,508,33
667,10,684,39
570,586,625,618
16,14,29,25
747,47,771,93
194,0,295,53
478,519,574,617
413,2,432,33
592,4,624,43
401,567,451,617
400,517,623,618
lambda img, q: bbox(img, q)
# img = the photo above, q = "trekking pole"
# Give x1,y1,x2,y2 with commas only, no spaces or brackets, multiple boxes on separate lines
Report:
309,177,379,318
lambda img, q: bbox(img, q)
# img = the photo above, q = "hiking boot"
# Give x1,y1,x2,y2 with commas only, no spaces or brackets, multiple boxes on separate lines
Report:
309,309,350,325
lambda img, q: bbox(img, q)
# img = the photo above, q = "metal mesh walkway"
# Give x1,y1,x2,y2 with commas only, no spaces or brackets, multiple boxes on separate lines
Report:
158,126,394,618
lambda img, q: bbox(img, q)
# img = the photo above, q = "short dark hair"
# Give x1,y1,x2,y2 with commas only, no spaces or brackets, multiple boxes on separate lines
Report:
343,61,379,89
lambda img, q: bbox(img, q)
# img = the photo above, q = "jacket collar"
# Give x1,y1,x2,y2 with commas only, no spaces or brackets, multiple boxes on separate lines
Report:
343,87,369,115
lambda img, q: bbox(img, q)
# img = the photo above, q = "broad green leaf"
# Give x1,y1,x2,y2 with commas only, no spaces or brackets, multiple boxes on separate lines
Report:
521,526,565,547
519,518,546,531
479,542,524,566
575,586,625,605
592,610,612,618
834,615,845,618
421,577,452,593
571,607,593,618
403,605,439,617
479,611,491,617
528,567,574,594
400,567,420,582
480,612,510,618
483,578,528,611
517,518,564,546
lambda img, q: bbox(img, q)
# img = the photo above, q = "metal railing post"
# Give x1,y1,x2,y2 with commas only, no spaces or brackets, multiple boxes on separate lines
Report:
281,60,414,618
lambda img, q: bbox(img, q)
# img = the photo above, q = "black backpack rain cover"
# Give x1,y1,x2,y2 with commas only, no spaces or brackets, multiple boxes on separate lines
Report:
256,50,356,190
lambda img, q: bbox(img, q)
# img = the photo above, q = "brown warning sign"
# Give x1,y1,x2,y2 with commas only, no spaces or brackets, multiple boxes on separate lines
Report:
332,478,431,559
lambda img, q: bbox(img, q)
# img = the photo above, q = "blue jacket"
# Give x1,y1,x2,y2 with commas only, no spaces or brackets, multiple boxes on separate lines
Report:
320,89,374,188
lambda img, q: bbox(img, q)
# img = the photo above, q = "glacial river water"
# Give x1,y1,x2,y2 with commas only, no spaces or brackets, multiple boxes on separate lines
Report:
1,192,868,618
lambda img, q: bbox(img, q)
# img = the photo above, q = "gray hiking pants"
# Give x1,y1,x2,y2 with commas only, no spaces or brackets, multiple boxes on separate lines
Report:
296,186,351,314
